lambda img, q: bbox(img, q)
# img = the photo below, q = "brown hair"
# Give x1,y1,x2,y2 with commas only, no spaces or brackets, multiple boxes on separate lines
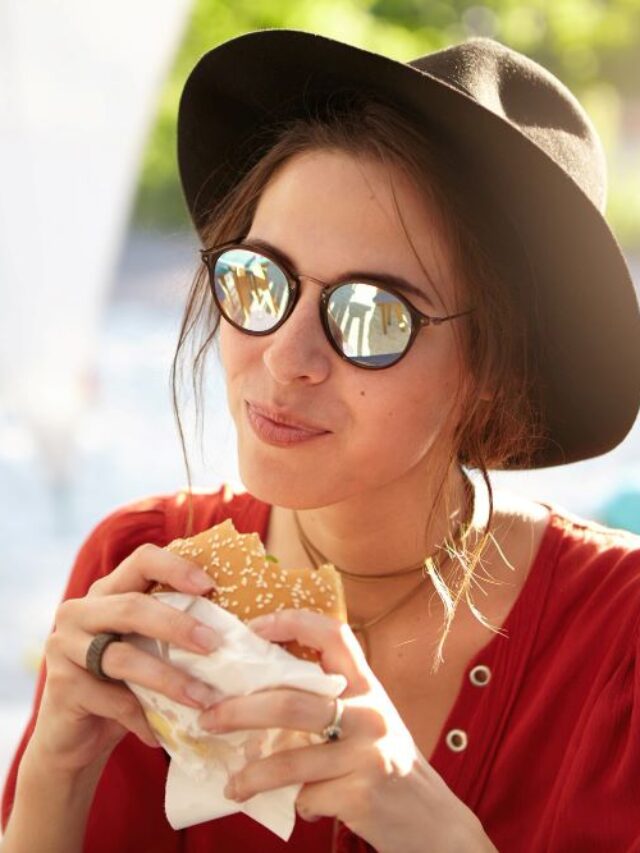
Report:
170,90,549,672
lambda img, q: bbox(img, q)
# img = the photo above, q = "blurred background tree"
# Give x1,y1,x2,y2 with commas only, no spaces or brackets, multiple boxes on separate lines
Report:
132,0,640,250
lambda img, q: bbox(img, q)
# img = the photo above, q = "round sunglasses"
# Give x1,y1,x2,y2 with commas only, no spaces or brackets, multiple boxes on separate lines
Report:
200,241,474,369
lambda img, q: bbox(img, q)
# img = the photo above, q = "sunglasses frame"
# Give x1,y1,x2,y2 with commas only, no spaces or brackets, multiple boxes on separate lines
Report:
200,240,475,370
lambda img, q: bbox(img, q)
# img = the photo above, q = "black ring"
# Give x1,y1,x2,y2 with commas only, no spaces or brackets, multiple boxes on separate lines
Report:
86,632,122,682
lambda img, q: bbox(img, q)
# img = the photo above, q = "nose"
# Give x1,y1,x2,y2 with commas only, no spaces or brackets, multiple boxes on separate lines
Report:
262,279,333,385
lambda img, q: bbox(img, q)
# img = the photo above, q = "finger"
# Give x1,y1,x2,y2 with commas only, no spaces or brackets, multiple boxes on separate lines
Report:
56,592,222,655
60,629,222,710
295,774,356,822
67,661,163,748
247,610,371,693
87,542,216,597
224,740,354,803
199,688,348,736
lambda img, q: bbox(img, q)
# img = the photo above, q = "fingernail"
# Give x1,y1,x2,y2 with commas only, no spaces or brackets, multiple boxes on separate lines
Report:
189,568,216,591
224,778,240,800
184,681,221,707
199,709,222,731
192,624,220,651
247,614,273,631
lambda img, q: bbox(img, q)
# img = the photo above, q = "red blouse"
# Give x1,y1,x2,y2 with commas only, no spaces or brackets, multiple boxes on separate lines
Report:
3,484,640,852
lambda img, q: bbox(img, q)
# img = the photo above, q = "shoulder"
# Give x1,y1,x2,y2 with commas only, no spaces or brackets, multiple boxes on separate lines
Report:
537,495,639,632
546,503,640,628
543,499,640,573
492,486,640,575
64,484,271,598
490,487,640,632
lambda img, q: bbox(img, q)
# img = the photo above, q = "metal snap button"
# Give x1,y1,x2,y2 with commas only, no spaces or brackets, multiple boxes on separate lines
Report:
469,664,492,686
445,729,468,752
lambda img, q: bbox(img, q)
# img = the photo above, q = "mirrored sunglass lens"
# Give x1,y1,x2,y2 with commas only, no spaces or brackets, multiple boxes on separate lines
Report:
326,283,412,367
212,249,289,331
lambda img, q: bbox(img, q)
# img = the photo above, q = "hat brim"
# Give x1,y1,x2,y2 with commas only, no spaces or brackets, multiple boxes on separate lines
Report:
177,29,640,470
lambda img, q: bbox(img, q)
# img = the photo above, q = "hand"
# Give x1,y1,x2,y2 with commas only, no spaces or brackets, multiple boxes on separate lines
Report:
29,543,224,774
198,610,494,853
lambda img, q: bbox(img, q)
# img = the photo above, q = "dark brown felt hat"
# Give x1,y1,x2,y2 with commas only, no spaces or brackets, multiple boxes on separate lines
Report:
176,29,640,471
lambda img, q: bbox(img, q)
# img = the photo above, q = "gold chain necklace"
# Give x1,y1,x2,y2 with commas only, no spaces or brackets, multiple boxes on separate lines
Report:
292,469,475,663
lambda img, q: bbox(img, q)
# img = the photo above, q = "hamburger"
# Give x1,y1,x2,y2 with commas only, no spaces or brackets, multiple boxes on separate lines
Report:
152,517,347,661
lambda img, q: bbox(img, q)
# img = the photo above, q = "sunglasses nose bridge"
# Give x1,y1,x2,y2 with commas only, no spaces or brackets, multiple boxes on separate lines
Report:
283,271,335,324
295,271,330,290
259,285,336,385
275,274,328,335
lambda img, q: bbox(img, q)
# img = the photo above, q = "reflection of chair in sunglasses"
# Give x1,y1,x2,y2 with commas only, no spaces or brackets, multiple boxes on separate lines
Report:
218,266,278,323
216,273,251,321
248,273,277,317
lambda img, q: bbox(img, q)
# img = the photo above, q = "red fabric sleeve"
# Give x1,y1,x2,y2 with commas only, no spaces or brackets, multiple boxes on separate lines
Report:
544,608,640,851
479,530,640,852
1,495,181,852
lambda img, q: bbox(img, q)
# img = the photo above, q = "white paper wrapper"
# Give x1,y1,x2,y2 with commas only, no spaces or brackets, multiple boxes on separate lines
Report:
123,592,347,841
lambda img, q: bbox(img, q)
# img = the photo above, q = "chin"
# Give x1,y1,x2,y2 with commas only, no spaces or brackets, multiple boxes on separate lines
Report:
237,437,366,509
233,411,332,508
237,454,331,509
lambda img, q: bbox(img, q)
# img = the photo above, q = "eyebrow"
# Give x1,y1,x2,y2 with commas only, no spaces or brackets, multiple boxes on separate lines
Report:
245,236,438,311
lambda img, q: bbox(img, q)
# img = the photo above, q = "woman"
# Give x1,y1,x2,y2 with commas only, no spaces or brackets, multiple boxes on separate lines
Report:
2,30,640,853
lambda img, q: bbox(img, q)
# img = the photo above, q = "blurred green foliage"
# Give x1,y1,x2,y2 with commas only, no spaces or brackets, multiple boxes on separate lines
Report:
132,0,640,248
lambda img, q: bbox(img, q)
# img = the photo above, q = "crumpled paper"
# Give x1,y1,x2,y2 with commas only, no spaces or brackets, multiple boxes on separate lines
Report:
123,592,347,841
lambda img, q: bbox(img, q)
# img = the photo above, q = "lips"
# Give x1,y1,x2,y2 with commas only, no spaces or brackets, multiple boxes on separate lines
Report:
246,401,330,434
245,401,331,447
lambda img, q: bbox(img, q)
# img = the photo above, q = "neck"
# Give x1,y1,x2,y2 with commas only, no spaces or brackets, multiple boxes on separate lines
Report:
271,462,480,625
301,464,471,570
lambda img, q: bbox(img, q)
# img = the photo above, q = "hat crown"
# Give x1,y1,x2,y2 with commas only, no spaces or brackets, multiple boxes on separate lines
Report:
410,37,607,211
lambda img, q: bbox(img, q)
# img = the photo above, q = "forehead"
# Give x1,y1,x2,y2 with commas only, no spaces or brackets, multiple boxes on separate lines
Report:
248,149,457,312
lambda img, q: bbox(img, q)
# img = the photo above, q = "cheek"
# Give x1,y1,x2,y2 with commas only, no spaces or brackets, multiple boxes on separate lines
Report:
219,322,264,382
219,321,240,373
352,354,464,464
218,323,264,422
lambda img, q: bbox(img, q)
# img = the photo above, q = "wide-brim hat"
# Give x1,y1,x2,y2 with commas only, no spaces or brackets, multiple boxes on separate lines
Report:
176,29,640,470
